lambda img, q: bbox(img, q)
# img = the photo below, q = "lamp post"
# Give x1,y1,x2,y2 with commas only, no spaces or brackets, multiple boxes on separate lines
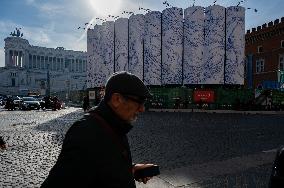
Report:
66,79,70,101
46,63,50,96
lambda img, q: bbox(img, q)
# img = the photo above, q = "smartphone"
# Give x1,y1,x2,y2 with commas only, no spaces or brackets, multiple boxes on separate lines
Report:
134,165,160,179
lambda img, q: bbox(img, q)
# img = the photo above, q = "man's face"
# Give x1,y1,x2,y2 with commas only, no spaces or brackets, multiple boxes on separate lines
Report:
114,94,145,123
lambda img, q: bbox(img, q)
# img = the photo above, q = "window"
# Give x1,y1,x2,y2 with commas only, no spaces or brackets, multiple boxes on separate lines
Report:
71,59,75,72
37,56,40,69
65,59,70,69
281,40,284,48
57,58,60,71
76,59,79,72
41,56,44,69
33,55,36,68
257,46,263,53
280,55,284,71
48,57,52,70
256,59,265,73
11,78,15,87
61,60,64,71
53,57,56,70
29,54,32,68
83,60,86,72
79,60,82,72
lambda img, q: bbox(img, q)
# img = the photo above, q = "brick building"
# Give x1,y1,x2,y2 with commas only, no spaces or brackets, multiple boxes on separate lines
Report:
245,17,284,89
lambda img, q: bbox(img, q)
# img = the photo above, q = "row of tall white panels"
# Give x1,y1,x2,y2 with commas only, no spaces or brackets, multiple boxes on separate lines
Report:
87,5,245,88
204,5,226,84
225,6,245,85
183,6,205,84
115,18,128,72
144,11,162,85
129,14,145,80
162,7,183,85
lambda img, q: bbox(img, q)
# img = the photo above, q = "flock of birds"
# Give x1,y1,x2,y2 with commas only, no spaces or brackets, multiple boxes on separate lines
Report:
77,0,257,31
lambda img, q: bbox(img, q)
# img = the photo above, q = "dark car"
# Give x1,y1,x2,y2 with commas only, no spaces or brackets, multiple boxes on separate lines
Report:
20,97,41,110
13,96,22,108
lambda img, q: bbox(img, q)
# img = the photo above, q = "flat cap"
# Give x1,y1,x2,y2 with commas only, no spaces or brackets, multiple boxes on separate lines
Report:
104,71,152,101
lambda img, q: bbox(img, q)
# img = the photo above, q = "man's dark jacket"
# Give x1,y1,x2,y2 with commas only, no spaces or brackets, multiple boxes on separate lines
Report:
41,100,136,188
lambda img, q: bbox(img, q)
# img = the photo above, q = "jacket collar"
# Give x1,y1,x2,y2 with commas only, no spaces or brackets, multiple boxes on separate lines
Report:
93,99,133,135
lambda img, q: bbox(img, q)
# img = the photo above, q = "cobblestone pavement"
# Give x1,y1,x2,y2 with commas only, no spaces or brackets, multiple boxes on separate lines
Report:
1,108,284,187
130,112,284,187
0,107,84,187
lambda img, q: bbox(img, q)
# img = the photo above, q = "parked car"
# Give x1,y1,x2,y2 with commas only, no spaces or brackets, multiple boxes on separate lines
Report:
19,97,41,110
13,96,22,108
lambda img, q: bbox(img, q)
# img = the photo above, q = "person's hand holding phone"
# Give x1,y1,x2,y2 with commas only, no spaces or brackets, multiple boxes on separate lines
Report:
133,164,160,184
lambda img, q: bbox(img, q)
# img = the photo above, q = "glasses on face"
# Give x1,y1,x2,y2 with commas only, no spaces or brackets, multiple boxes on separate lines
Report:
121,94,146,105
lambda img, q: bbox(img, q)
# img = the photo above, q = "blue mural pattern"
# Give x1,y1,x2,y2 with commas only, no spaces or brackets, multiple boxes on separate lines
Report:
115,18,128,72
144,11,162,85
92,25,105,87
183,6,205,84
101,21,114,85
225,6,245,84
129,14,145,80
204,5,226,84
162,8,183,85
87,29,95,88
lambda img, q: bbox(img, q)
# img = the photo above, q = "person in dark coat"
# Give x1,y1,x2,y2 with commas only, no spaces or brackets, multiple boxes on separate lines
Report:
0,136,7,150
41,71,156,188
83,95,90,112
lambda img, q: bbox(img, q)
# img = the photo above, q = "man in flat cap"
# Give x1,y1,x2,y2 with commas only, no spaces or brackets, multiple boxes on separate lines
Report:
42,71,156,188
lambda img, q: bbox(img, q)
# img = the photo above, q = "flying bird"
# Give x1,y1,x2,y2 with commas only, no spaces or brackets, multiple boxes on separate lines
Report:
247,7,258,12
237,1,244,6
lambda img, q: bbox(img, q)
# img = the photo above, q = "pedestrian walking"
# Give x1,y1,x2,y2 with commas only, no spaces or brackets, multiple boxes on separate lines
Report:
41,71,158,187
0,136,7,150
82,95,90,112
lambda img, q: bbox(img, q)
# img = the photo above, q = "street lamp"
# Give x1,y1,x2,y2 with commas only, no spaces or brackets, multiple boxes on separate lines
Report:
46,63,50,96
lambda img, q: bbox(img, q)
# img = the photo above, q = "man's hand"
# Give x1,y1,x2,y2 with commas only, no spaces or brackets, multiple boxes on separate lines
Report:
133,164,155,184
0,144,7,150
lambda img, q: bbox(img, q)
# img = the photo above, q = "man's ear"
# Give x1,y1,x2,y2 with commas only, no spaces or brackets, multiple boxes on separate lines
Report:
109,93,121,108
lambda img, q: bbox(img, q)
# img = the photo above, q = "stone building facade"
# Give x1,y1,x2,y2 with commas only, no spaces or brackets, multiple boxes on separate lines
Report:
245,17,284,89
0,33,87,98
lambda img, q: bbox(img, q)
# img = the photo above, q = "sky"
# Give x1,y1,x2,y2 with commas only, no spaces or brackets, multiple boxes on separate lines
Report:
0,0,283,67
